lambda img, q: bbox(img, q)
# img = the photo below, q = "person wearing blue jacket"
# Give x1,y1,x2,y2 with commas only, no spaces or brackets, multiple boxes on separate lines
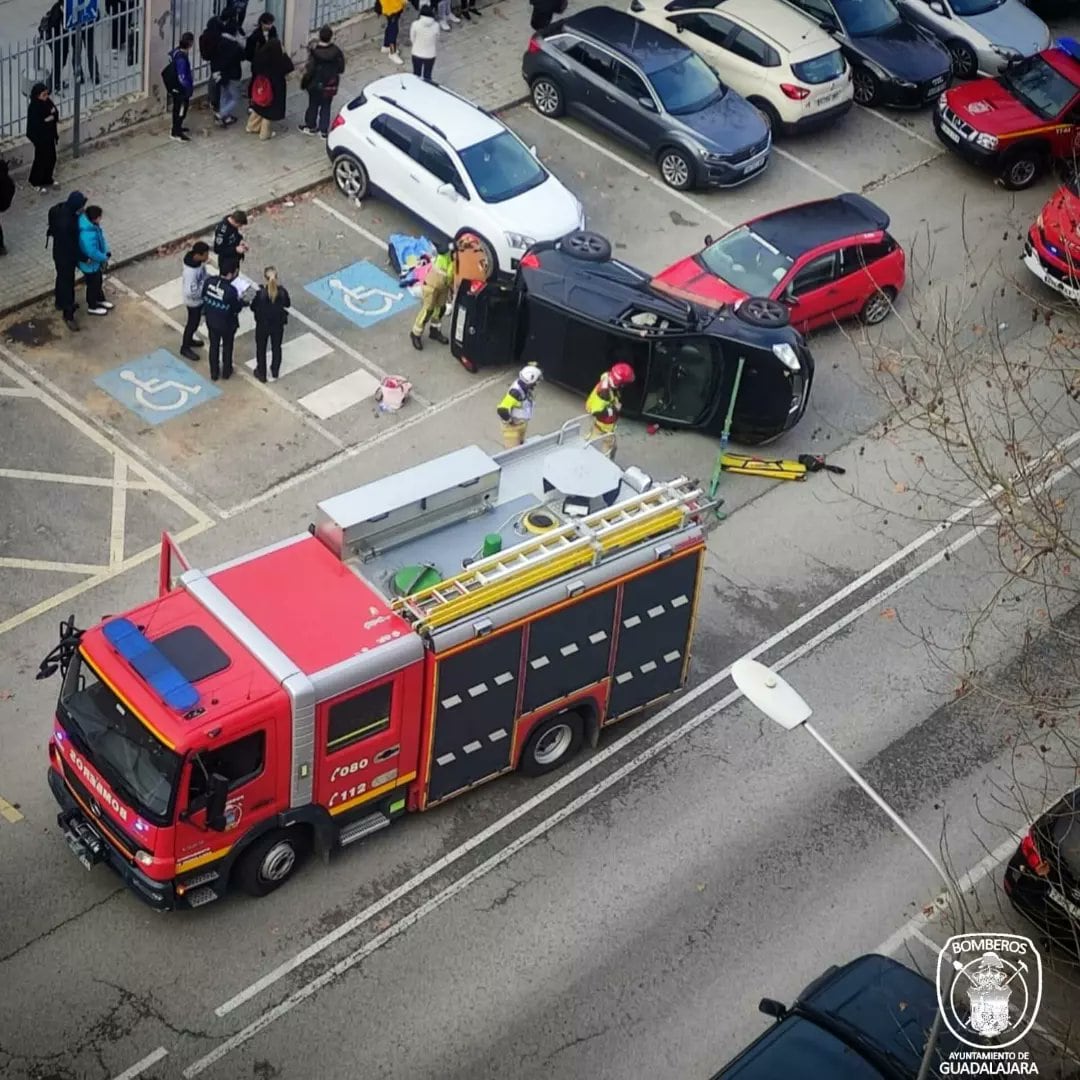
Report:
166,32,195,142
77,204,113,316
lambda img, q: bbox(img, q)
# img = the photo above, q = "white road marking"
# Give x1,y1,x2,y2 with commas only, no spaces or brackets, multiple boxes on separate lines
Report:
244,332,332,378
146,277,186,311
907,926,942,957
529,108,735,230
110,1046,168,1080
860,104,942,152
0,386,37,398
312,196,389,250
220,372,504,518
0,468,155,489
110,455,127,568
0,557,109,574
772,146,846,191
298,368,383,420
209,434,1080,1026
118,279,348,451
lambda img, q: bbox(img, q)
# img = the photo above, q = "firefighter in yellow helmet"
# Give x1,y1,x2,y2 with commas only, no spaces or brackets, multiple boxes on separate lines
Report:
409,238,455,350
585,362,635,457
496,363,542,448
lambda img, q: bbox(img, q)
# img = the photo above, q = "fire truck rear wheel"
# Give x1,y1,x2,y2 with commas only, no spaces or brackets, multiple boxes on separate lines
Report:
520,711,584,777
235,828,309,897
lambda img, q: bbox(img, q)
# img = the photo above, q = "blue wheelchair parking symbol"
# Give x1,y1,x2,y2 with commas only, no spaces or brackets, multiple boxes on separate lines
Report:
305,261,415,330
95,350,221,426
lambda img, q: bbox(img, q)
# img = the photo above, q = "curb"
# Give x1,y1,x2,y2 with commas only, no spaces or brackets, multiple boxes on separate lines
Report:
0,91,530,322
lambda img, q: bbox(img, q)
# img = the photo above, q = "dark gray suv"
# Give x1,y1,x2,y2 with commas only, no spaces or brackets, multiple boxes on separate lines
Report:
522,6,771,191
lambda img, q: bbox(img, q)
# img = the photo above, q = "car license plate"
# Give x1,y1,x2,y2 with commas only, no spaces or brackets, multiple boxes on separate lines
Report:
940,123,961,143
928,78,945,94
1048,885,1080,920
742,157,761,175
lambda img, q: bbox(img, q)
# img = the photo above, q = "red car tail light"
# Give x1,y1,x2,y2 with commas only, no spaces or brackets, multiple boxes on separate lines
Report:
1020,832,1050,875
780,83,811,101
519,251,541,269
330,113,345,132
527,36,542,53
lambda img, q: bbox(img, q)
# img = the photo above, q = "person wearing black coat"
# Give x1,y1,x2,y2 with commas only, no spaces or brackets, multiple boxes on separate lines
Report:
529,0,565,31
244,13,276,65
26,83,60,191
0,161,14,256
251,266,291,381
246,37,294,139
201,257,245,381
48,190,86,330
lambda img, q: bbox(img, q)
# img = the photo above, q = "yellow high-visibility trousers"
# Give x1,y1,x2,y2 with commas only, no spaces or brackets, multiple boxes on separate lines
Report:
501,420,527,448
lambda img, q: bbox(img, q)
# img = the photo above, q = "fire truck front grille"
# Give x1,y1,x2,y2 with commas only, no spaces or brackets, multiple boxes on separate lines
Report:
61,763,136,858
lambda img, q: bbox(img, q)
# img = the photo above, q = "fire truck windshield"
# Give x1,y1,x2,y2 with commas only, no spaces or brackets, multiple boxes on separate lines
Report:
60,651,182,824
1000,56,1079,121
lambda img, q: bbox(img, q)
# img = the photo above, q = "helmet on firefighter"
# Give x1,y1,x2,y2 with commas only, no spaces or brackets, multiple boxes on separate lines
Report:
609,362,635,387
518,363,542,386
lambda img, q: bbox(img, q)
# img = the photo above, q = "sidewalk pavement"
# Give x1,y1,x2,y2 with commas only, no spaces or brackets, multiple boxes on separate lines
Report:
0,0,531,317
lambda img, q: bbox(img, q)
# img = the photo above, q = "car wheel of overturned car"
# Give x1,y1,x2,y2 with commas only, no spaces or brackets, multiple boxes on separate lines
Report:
859,286,896,326
530,77,565,118
947,39,978,79
557,230,612,262
520,710,585,777
736,296,790,328
658,147,694,191
1000,148,1041,191
333,153,369,201
851,67,880,107
235,828,308,898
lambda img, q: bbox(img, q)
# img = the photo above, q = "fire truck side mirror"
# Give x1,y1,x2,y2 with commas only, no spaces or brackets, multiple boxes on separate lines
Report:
206,774,229,832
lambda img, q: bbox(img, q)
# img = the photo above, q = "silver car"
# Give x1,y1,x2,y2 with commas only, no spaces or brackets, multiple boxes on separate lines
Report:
896,0,1050,78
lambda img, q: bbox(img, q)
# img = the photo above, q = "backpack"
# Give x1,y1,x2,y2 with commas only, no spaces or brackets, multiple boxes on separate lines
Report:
250,74,272,107
161,56,181,94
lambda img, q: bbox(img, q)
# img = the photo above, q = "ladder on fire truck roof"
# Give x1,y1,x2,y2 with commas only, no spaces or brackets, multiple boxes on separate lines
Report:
391,477,704,632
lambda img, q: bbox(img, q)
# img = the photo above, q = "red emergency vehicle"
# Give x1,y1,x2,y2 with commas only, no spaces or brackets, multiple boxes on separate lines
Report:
39,427,707,908
1023,177,1080,300
933,37,1080,191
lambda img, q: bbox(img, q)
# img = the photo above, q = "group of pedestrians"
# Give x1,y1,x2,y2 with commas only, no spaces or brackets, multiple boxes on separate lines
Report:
46,190,115,331
381,0,479,78
180,210,291,383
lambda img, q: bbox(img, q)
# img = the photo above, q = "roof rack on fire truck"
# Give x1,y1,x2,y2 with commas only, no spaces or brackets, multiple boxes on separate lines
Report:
390,476,704,633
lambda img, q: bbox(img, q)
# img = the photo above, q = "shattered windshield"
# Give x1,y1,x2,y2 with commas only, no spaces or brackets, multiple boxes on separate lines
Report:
60,650,182,823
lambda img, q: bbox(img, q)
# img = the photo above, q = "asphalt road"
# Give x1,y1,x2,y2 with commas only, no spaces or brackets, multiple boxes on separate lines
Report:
2,83,1080,1080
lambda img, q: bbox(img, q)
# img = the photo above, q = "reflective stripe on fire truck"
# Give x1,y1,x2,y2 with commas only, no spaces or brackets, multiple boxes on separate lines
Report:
176,845,232,872
327,770,417,816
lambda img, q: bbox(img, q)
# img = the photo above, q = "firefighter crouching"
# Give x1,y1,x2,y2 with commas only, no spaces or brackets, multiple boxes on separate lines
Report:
585,362,635,458
409,239,454,350
496,363,542,448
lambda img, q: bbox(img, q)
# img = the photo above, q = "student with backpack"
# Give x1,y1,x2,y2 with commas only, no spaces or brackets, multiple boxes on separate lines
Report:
47,190,86,331
216,21,245,126
246,36,293,140
299,25,345,137
163,32,195,142
251,266,291,382
199,16,224,118
201,256,245,381
0,161,14,256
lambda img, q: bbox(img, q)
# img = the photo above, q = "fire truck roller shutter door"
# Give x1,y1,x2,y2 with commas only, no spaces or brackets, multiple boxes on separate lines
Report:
520,587,617,716
426,627,523,805
607,550,703,720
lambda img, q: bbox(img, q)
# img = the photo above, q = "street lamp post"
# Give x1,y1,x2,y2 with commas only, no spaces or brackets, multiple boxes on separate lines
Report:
730,658,961,1080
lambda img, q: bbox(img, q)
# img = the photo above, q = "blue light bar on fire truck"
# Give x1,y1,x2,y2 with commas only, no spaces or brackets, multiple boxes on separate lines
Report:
1055,37,1080,62
101,617,199,711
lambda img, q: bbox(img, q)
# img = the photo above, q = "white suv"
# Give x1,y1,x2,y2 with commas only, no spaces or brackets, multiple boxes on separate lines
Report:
327,75,585,277
628,0,853,135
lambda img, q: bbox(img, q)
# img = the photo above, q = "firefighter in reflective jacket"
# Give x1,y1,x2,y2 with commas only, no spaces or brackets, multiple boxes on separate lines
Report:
585,362,635,456
409,239,454,350
496,363,542,448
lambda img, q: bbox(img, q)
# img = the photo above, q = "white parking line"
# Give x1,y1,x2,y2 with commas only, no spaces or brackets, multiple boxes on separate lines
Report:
208,431,1080,1025
772,146,847,191
312,196,389,250
110,1047,168,1080
860,105,942,152
110,455,127,568
529,108,735,230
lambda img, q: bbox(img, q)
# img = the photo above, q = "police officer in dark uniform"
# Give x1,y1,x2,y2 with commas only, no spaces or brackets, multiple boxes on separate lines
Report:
201,256,244,381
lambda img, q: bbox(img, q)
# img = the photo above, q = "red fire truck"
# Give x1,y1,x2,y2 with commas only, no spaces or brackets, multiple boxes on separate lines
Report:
39,426,707,908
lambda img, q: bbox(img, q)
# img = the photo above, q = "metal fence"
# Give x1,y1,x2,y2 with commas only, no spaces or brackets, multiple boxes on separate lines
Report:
310,0,377,33
0,3,145,143
170,0,288,84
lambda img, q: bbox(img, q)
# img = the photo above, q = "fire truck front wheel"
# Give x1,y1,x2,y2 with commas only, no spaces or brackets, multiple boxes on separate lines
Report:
520,711,585,777
235,828,310,897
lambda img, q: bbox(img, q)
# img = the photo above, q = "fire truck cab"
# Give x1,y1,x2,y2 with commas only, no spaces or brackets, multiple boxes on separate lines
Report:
41,424,707,909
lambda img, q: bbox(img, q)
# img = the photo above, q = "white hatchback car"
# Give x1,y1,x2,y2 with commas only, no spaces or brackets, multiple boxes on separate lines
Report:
327,75,585,277
628,0,854,135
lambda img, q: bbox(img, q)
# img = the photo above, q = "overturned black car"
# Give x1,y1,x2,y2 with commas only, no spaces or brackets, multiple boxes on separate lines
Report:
449,231,815,445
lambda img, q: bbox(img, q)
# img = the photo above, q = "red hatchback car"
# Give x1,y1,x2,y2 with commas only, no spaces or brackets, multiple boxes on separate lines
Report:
653,194,906,334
